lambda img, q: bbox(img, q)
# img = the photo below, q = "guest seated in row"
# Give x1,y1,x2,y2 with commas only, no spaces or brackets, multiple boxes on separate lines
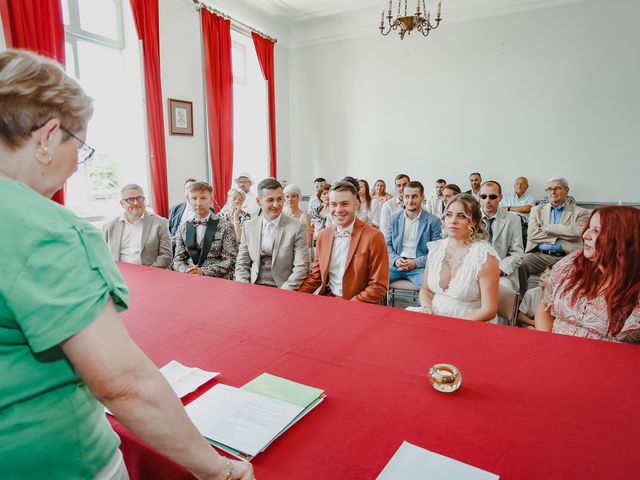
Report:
102,184,172,268
306,177,326,214
387,181,442,289
357,178,381,226
234,172,260,218
235,179,310,290
425,178,447,218
310,181,331,241
173,182,237,278
299,181,389,304
283,183,312,246
412,194,500,321
169,177,196,238
464,172,482,202
479,180,524,292
219,187,251,243
518,177,589,295
517,268,551,328
535,206,640,343
372,179,392,204
441,183,461,211
380,173,410,236
500,176,535,244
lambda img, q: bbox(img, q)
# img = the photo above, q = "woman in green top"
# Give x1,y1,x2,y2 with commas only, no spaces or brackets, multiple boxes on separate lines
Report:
0,50,254,480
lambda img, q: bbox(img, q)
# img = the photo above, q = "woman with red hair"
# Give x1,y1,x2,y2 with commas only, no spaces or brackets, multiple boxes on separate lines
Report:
535,205,640,343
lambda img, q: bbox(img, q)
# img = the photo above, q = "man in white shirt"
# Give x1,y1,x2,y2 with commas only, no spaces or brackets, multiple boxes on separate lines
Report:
425,178,447,218
235,178,309,290
464,172,482,201
234,172,260,218
386,181,442,288
379,173,410,237
102,184,172,268
306,177,326,214
479,180,523,291
299,181,389,304
499,176,536,244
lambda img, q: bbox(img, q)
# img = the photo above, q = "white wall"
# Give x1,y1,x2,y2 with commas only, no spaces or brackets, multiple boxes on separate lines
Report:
288,0,640,202
0,16,6,51
159,0,292,206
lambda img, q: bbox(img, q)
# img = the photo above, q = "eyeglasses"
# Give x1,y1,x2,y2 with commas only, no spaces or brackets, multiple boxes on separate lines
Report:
545,186,565,193
60,126,95,165
122,196,145,205
479,194,499,200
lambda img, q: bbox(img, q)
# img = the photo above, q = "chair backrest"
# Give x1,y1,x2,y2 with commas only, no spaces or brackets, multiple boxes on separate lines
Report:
498,284,520,326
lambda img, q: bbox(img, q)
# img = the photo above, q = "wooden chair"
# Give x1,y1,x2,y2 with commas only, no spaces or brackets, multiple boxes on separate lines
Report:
497,284,521,326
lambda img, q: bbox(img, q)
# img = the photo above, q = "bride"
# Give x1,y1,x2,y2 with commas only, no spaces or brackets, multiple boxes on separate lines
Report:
412,193,500,321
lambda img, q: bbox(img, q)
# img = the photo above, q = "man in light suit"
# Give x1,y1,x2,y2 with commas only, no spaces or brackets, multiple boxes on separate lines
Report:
518,177,589,295
424,178,447,218
103,184,172,268
299,181,389,304
235,178,309,290
387,181,442,288
479,181,524,291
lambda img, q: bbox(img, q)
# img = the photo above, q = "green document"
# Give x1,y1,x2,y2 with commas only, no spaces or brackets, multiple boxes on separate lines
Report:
242,373,324,407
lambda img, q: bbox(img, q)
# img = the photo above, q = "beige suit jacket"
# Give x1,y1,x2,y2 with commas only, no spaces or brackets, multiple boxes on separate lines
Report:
490,210,524,291
234,214,310,290
526,203,590,254
102,212,172,268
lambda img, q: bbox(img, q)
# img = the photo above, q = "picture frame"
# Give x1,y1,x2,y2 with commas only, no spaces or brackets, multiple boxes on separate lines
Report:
168,98,193,136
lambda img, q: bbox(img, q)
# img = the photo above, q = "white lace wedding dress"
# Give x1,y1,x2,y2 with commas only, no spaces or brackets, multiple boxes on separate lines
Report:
422,238,499,319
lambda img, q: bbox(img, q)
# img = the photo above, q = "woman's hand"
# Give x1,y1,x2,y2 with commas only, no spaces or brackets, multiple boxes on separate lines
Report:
420,305,433,314
206,458,255,480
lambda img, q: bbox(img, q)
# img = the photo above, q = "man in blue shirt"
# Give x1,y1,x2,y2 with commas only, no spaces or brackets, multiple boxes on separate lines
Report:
517,177,589,295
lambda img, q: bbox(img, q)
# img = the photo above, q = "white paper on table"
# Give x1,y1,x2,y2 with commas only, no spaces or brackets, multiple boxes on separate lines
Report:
185,383,305,458
104,360,219,415
376,441,500,480
159,360,220,398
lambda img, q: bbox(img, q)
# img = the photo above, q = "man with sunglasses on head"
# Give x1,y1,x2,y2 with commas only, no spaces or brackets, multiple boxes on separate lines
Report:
517,177,589,296
102,184,172,268
479,181,523,293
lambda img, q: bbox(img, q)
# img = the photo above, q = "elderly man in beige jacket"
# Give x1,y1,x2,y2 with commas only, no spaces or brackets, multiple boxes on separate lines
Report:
517,177,589,295
102,184,172,268
234,178,309,290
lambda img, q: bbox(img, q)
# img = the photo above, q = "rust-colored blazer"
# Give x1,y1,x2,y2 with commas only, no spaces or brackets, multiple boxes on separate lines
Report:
299,218,389,304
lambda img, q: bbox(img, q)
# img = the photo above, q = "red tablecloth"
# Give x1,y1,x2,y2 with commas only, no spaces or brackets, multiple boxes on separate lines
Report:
109,263,640,480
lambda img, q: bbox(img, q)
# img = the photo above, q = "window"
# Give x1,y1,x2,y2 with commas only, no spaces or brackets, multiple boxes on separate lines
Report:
231,29,269,185
62,0,149,220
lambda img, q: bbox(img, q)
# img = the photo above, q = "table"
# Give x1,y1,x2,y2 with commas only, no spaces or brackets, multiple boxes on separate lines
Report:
109,263,640,479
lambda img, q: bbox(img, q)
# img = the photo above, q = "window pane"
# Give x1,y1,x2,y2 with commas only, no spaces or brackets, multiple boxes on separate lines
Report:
78,0,120,41
61,0,70,25
231,30,269,184
64,41,77,79
232,41,246,85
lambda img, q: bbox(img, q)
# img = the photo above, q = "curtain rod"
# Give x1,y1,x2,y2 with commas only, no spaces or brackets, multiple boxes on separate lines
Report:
192,0,277,43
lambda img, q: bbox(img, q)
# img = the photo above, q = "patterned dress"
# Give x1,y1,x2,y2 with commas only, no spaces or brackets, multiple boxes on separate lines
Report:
547,252,640,343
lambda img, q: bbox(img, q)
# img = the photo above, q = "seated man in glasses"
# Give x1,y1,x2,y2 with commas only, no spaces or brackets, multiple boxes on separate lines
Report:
173,181,237,278
479,180,523,292
102,184,172,268
517,177,589,296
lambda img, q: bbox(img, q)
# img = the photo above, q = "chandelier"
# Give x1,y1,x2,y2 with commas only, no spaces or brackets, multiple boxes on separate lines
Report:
379,0,443,39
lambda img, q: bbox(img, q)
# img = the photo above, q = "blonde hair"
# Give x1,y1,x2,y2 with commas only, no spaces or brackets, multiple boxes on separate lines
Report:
445,193,489,242
0,49,93,150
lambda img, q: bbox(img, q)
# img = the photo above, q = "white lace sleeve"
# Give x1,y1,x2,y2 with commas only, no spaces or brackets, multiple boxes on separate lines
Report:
473,241,500,267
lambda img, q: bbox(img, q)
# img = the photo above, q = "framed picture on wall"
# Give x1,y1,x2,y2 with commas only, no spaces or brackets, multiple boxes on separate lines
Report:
168,98,193,136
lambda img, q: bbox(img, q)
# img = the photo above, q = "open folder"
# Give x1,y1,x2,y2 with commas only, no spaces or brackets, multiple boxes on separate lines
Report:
185,373,325,460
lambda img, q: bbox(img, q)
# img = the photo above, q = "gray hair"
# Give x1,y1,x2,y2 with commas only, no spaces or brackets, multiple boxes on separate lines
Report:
226,187,245,200
546,177,569,189
121,183,144,197
283,183,301,196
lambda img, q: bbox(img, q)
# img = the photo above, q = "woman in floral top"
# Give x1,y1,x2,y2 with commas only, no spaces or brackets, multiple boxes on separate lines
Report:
219,187,251,243
535,206,640,343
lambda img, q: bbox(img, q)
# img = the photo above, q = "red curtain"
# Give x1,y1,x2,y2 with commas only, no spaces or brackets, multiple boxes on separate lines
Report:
129,0,169,218
251,32,277,179
201,10,233,208
0,0,66,205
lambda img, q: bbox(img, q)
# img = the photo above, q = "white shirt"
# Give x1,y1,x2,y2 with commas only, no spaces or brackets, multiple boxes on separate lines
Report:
379,195,403,237
243,191,260,218
399,212,420,259
500,192,536,221
328,219,356,298
179,202,195,225
194,213,211,244
260,213,282,256
119,213,144,265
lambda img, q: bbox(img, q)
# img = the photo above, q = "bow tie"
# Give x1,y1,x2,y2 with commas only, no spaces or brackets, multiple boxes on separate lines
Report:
335,230,350,238
193,219,208,227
